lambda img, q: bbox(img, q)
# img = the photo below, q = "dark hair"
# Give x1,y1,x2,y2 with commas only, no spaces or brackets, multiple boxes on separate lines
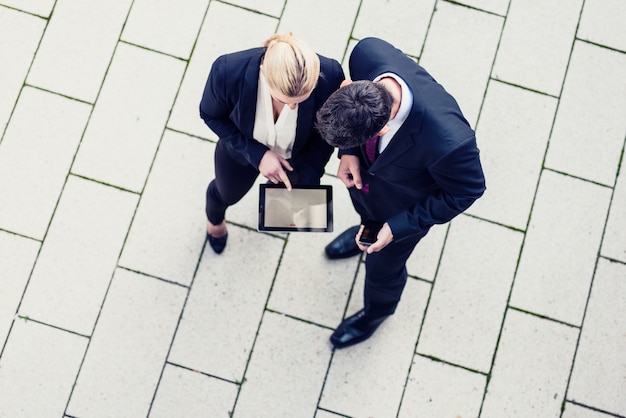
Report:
315,80,392,148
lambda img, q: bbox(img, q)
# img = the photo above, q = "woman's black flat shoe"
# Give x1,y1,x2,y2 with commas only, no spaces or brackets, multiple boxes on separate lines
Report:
207,233,228,254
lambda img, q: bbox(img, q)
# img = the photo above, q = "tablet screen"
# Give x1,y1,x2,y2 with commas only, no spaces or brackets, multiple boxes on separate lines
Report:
258,184,333,232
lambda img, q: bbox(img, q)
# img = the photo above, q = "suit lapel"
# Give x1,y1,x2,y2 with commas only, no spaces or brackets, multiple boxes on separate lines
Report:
371,108,421,168
372,131,415,168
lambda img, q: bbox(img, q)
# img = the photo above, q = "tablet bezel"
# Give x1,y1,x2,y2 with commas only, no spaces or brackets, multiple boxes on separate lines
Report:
258,184,333,232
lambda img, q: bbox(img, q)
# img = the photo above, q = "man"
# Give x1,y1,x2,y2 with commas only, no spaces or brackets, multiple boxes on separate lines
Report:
315,37,486,349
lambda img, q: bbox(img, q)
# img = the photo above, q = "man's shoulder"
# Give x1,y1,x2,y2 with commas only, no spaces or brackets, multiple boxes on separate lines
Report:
352,37,400,62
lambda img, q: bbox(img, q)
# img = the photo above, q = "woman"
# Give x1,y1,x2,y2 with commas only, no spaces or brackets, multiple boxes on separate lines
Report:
199,33,344,253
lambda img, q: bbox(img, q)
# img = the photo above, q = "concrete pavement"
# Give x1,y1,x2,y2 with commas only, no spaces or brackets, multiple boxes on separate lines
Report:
1,0,625,417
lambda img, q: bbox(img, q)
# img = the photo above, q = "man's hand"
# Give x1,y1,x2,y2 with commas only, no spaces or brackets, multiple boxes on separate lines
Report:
259,150,293,190
337,155,362,189
355,222,394,254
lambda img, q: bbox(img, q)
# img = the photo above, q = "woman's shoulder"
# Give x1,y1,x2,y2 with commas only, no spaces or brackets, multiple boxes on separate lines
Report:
216,47,265,67
209,47,264,86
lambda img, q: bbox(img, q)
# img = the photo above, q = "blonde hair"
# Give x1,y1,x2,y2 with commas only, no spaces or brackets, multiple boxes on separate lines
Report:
262,33,320,97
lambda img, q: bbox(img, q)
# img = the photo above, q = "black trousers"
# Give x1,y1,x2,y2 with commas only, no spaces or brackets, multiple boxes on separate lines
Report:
363,230,426,318
205,140,261,225
205,140,307,224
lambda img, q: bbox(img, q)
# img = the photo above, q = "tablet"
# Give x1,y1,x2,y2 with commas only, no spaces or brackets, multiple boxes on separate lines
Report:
258,184,333,232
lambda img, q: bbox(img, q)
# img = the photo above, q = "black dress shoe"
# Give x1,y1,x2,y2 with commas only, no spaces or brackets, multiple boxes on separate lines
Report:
207,233,228,254
330,309,388,349
325,225,361,259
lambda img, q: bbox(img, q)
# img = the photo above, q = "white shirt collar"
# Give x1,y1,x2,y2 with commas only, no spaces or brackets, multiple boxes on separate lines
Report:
373,72,413,152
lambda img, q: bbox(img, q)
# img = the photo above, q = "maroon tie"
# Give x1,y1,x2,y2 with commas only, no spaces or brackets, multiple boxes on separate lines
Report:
365,135,379,164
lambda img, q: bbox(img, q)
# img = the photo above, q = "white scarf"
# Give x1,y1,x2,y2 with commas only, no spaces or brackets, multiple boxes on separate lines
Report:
252,72,298,159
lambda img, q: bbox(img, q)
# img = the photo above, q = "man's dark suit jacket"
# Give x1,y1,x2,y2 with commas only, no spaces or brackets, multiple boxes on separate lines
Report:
199,47,344,184
341,37,486,242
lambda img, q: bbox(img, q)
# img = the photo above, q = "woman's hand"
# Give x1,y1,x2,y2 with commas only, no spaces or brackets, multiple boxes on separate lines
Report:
259,150,294,190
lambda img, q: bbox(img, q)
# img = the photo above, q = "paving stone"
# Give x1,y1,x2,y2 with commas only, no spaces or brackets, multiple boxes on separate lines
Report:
0,1,625,416
562,402,617,418
419,1,503,127
168,225,284,382
0,87,91,240
67,269,186,418
492,0,583,96
0,232,39,347
568,258,626,417
545,41,626,186
405,223,448,282
277,0,359,60
511,171,611,325
577,0,626,52
119,131,212,286
324,149,341,180
418,215,523,373
398,356,486,418
225,0,285,17
601,158,626,263
455,0,509,15
225,175,273,231
0,320,87,418
341,38,358,77
233,311,332,418
0,8,44,134
150,364,238,417
267,175,361,329
0,0,55,16
18,176,138,335
121,0,209,59
268,235,356,325
467,80,557,230
26,0,133,102
315,411,344,418
353,0,435,58
72,43,185,192
481,309,579,418
320,278,430,418
167,1,277,138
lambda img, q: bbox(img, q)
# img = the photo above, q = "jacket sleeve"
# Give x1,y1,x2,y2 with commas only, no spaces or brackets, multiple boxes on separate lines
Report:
387,136,486,241
338,147,359,157
199,56,268,168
